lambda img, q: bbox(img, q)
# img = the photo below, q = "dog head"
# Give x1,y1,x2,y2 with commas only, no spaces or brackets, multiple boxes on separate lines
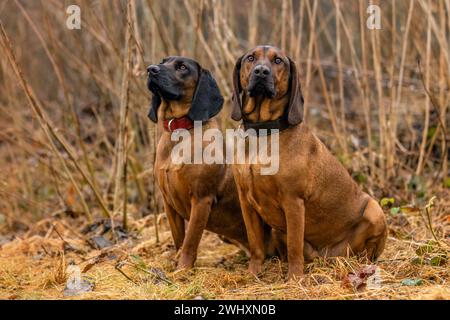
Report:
147,56,223,122
231,45,303,125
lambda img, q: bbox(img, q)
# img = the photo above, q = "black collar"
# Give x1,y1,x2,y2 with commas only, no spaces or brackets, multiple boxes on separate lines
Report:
242,116,291,136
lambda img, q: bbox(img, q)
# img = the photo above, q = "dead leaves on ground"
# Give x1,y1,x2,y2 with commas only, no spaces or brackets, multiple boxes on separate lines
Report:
342,265,378,291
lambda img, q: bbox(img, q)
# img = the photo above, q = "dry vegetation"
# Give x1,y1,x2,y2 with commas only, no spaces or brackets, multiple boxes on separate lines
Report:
0,0,449,300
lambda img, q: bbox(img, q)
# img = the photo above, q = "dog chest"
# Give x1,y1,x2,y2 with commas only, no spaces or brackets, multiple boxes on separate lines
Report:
234,164,287,231
155,159,191,218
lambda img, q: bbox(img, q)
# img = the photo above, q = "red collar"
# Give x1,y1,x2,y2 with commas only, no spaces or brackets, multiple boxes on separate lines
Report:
163,117,194,132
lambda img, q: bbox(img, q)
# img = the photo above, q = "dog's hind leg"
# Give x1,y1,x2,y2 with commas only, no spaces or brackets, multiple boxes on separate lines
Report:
320,199,387,261
358,199,387,260
268,229,319,263
303,241,320,262
267,229,287,261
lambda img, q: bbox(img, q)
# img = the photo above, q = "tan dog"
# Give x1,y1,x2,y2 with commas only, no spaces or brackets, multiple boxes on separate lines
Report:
231,46,388,279
147,56,276,268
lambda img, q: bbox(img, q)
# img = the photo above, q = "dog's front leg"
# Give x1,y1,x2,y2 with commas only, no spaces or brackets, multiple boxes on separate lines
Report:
284,198,305,280
177,196,213,269
237,192,265,276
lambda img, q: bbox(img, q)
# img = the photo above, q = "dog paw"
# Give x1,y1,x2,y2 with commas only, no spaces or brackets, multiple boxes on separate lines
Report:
177,255,195,270
287,266,304,281
248,261,263,276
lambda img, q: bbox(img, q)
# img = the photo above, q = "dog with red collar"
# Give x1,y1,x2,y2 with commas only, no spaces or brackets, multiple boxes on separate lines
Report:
147,56,279,269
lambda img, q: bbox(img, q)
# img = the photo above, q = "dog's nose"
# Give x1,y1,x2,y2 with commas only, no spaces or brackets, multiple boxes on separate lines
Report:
253,65,271,78
147,65,160,75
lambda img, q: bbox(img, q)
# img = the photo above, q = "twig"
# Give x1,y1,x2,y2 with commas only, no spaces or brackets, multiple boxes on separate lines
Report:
417,60,448,185
421,196,441,245
115,262,137,284
112,0,133,231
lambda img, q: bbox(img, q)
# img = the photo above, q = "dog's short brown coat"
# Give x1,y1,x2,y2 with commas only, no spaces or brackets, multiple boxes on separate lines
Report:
147,56,277,268
231,46,388,279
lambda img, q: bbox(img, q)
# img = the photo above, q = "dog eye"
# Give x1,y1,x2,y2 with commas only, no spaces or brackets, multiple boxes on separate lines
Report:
274,58,282,64
247,55,254,62
178,64,187,71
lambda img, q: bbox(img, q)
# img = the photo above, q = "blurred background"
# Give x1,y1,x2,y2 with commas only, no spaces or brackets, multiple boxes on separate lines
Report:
0,0,448,229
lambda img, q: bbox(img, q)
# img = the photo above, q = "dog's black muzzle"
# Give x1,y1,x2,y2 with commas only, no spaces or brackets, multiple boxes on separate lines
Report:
147,66,182,101
247,65,276,98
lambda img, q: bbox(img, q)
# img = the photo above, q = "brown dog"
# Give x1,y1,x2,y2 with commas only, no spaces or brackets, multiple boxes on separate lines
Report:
147,56,277,268
231,46,388,279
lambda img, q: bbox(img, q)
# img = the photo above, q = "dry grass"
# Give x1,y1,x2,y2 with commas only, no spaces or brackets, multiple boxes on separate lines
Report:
0,0,449,300
0,196,448,300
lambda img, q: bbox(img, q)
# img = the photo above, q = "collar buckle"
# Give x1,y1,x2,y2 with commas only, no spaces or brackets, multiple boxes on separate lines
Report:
167,118,175,132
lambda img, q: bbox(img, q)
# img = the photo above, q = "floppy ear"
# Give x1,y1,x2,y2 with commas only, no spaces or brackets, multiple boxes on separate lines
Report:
147,78,161,123
287,57,304,125
148,93,161,123
188,68,224,121
231,55,244,121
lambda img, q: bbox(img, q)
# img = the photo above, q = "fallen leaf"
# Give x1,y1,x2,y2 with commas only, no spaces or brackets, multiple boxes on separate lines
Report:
147,267,170,284
81,221,101,234
88,236,112,249
430,255,447,266
63,279,95,296
82,252,118,273
380,197,395,208
359,265,377,277
344,273,365,290
0,235,14,246
343,265,378,291
401,278,424,286
400,206,420,214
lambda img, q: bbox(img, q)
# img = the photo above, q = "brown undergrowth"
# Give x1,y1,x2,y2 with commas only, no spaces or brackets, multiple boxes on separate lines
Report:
1,194,448,300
